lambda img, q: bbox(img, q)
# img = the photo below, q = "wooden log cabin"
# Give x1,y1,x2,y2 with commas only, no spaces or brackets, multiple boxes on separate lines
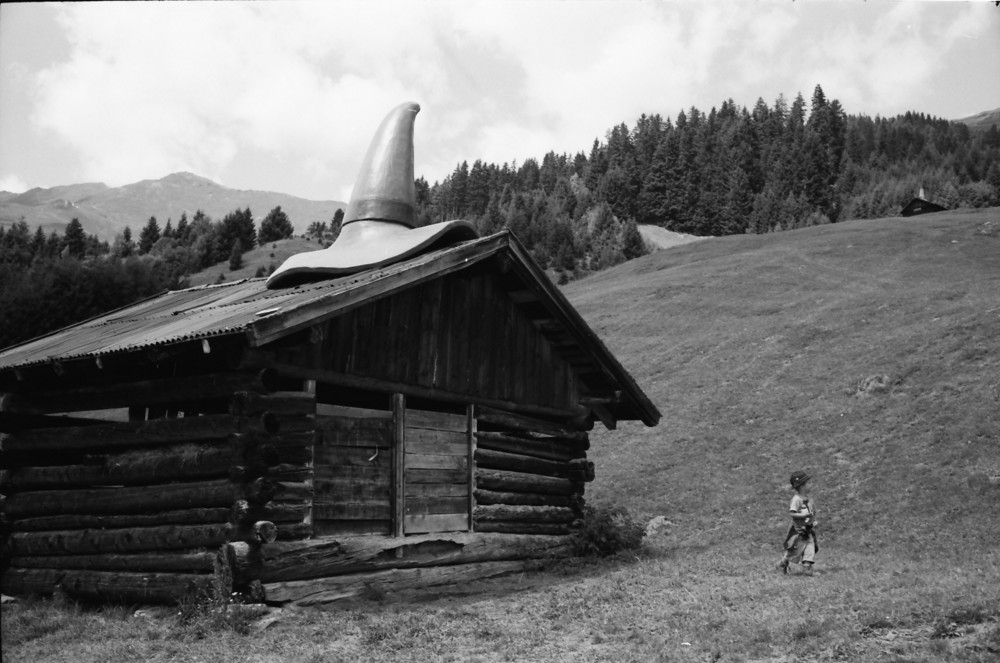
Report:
0,103,659,606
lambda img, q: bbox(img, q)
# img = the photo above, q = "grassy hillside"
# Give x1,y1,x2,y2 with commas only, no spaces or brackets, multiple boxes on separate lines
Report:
183,236,325,287
568,208,999,548
4,209,999,663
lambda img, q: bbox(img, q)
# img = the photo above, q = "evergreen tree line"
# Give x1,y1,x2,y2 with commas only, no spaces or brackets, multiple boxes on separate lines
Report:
0,206,294,348
417,84,1000,275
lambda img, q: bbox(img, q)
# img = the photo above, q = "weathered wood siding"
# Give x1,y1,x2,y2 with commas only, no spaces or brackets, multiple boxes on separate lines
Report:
403,408,470,535
472,407,590,536
315,271,580,412
1,384,317,604
312,405,392,537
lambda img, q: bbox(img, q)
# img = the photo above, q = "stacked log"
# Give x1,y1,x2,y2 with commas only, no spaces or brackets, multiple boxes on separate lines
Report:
0,380,318,604
219,390,316,599
260,531,572,604
473,407,590,535
1,415,238,603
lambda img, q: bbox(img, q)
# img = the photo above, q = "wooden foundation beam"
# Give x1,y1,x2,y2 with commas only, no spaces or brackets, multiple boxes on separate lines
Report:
1,567,217,604
261,531,572,584
263,559,547,605
8,551,217,573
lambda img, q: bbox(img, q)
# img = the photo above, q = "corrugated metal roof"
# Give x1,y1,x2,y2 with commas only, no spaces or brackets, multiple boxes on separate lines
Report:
0,236,504,370
0,232,660,425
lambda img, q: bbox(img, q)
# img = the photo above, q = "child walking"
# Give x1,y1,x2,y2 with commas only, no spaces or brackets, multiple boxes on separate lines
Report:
778,470,818,575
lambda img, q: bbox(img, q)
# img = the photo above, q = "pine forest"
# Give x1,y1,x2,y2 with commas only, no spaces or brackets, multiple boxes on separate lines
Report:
2,85,999,349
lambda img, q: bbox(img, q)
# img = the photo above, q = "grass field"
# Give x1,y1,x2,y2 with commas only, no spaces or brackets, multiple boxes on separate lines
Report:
4,209,999,662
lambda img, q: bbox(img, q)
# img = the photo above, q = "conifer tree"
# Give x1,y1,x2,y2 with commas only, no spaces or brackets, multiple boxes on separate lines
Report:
138,216,161,255
64,218,87,259
258,206,294,244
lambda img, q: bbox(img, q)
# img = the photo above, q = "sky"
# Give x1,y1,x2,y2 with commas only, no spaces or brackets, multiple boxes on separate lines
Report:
1,1,998,203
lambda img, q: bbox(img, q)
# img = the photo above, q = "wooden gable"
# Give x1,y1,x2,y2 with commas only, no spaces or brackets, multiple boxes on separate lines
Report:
261,264,583,417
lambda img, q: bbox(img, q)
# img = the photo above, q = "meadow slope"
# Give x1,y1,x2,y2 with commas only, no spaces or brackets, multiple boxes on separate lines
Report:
568,209,999,549
4,209,999,663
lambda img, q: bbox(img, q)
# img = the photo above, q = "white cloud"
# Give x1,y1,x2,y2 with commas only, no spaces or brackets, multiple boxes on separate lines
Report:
13,0,1000,198
0,173,28,193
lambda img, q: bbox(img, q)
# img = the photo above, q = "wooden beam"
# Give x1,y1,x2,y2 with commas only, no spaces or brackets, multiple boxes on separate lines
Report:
476,406,591,438
475,469,582,496
5,443,233,490
392,393,405,538
588,403,617,430
467,405,476,532
9,523,232,556
8,551,217,573
473,521,574,536
475,431,586,462
2,370,278,415
473,490,583,510
4,479,236,519
475,448,588,480
0,412,120,434
1,567,217,605
12,508,231,533
261,531,571,585
251,358,586,422
473,504,577,523
263,559,543,605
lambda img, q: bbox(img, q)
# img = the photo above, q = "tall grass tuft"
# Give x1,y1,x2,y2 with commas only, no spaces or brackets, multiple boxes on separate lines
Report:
571,503,646,557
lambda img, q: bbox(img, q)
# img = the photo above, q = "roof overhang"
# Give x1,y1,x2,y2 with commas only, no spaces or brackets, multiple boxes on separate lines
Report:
0,231,660,427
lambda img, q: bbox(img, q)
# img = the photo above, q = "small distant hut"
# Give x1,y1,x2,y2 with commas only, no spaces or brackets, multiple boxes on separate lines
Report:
0,103,659,606
900,188,946,217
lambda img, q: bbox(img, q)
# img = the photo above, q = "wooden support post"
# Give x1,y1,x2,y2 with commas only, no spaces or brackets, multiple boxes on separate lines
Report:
467,404,476,532
392,393,405,538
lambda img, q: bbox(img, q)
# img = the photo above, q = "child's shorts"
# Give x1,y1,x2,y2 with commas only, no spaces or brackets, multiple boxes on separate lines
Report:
784,531,816,563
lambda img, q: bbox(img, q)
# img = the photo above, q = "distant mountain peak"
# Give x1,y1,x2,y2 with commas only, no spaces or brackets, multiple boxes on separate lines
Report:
161,172,219,186
0,173,345,241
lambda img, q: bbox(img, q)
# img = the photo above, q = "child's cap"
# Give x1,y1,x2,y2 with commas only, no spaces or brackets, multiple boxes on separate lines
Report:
790,471,811,489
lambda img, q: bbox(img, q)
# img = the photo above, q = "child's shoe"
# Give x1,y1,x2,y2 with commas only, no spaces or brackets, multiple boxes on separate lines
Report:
777,560,788,574
802,563,814,576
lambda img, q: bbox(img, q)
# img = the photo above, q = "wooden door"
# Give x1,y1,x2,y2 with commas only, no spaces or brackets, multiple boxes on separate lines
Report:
312,405,394,537
402,407,473,534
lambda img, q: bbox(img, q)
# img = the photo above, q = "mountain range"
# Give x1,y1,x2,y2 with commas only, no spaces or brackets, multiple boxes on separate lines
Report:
0,172,346,241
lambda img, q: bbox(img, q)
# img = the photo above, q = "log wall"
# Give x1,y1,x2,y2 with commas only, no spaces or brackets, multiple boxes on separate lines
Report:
0,382,317,604
472,406,591,536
